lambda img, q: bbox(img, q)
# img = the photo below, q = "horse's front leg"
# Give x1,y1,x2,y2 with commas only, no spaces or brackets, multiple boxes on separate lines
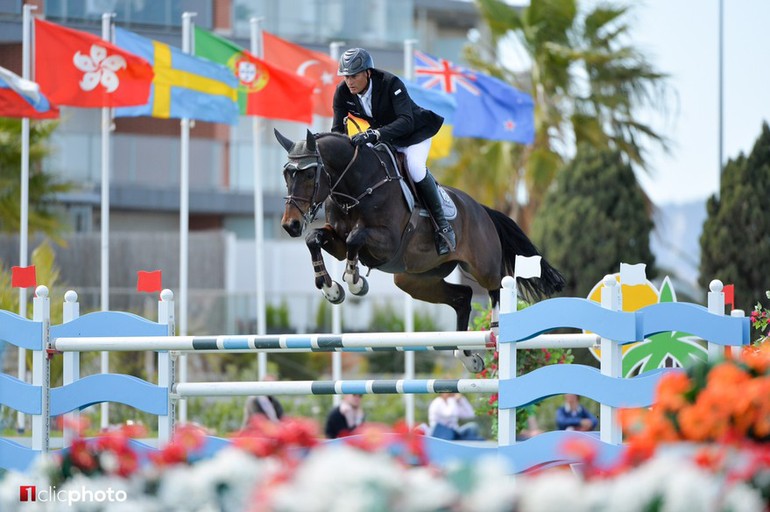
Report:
306,225,347,304
341,226,369,296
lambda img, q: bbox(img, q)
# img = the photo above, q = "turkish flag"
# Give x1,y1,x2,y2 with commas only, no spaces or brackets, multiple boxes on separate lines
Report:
34,18,154,108
11,266,36,288
263,32,339,118
137,270,162,293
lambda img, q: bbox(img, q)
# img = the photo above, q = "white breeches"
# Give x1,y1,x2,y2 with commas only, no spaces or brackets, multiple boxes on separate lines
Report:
395,138,432,183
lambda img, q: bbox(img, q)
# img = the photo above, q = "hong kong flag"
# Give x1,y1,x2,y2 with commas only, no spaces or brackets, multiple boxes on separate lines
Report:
34,18,153,108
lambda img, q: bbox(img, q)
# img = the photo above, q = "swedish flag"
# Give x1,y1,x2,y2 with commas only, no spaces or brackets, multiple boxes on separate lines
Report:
114,27,238,125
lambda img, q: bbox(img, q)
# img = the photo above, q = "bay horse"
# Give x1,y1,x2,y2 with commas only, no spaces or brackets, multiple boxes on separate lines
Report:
275,130,564,364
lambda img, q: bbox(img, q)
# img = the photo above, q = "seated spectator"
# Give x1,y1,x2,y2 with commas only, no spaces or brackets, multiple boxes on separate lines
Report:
325,394,365,439
555,394,598,431
242,374,283,428
428,392,484,441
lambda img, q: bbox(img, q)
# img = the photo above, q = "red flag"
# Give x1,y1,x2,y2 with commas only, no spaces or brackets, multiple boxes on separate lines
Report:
242,55,314,123
137,270,162,293
11,266,36,288
263,32,339,117
34,18,154,108
0,88,59,119
723,284,734,309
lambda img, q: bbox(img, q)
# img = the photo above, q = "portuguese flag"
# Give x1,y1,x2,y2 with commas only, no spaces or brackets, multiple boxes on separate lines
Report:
194,27,314,123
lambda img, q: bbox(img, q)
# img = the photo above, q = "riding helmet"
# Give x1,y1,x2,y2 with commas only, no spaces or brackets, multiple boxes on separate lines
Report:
337,48,374,76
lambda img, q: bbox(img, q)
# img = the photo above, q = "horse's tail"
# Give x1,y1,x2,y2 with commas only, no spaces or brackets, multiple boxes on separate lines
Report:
483,206,565,301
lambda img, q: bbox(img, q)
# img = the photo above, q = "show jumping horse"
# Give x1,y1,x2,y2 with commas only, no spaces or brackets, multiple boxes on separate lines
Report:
275,130,565,370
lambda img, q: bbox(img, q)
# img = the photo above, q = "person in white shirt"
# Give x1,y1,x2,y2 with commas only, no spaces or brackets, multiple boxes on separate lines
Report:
427,392,483,441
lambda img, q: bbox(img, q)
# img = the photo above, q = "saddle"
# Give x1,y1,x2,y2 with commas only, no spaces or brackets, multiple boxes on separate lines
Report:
371,142,457,220
366,142,457,273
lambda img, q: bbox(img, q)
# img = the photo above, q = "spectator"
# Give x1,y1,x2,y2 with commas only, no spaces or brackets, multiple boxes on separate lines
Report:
555,394,598,431
428,392,484,441
242,374,283,428
325,394,365,439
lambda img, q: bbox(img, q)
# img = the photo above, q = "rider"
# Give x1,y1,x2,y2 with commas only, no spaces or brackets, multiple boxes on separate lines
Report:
331,47,456,255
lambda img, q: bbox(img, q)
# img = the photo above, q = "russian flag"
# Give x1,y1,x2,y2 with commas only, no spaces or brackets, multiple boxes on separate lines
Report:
0,65,58,119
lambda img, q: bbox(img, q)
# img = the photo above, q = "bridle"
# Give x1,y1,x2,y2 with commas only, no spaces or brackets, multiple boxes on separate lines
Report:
284,136,400,223
283,150,327,227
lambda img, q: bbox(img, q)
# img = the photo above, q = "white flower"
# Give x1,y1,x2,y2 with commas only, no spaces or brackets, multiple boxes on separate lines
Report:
517,471,586,512
73,45,126,93
156,447,268,511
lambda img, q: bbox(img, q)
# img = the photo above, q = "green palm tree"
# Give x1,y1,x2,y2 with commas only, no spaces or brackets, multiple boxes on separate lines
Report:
0,117,70,239
439,0,669,226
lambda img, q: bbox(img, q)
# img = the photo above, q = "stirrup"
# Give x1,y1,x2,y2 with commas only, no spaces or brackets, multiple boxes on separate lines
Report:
434,227,455,255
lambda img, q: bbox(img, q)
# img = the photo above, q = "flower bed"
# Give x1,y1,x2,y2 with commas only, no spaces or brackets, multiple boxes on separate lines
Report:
3,345,770,511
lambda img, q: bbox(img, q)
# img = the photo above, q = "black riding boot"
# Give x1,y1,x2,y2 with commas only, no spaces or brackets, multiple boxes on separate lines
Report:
415,172,456,255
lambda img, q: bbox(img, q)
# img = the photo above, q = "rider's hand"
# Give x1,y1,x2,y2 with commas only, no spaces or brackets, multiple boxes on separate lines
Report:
351,129,379,146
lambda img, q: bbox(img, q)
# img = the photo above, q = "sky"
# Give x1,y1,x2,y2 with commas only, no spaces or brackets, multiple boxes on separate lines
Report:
500,0,770,206
632,0,770,206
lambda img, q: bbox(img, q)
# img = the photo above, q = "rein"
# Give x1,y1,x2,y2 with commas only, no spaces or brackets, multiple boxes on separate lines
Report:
326,144,400,213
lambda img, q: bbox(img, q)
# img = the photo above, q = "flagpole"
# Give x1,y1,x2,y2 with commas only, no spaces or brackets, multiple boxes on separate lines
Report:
328,41,344,406
178,11,196,423
16,3,35,434
250,18,267,380
99,11,115,432
403,38,418,428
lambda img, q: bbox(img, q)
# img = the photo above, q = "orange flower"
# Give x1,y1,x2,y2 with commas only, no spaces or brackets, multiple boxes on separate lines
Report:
706,361,750,387
655,372,692,411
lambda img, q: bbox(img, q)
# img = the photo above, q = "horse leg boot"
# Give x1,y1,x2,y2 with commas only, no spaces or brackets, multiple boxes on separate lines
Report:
415,171,456,255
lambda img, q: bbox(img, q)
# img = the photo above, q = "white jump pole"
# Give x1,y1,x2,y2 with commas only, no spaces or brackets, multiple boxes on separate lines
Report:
53,330,495,353
30,286,50,453
599,276,622,444
175,378,498,398
707,279,726,362
62,290,80,447
498,276,517,446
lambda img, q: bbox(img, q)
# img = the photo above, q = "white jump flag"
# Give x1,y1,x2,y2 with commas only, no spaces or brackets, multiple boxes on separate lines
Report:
620,262,647,285
515,254,542,279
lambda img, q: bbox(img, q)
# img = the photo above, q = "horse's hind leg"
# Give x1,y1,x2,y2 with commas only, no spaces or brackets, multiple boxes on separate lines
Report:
306,226,347,304
393,272,484,373
393,272,473,331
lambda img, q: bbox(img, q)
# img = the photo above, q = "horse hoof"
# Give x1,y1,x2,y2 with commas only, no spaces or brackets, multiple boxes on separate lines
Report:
349,277,369,296
323,282,346,304
455,350,485,373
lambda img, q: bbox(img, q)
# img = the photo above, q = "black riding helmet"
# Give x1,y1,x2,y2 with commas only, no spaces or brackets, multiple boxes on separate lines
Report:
337,48,374,76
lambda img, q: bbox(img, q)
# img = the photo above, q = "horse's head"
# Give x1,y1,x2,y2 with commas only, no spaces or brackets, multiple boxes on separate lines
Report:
275,129,329,237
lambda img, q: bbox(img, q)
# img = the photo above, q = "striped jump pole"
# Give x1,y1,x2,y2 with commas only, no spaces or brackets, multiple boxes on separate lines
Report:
52,331,496,353
173,378,498,398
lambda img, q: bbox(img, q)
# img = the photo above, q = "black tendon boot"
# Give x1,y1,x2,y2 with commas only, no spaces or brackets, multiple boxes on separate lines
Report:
415,172,456,255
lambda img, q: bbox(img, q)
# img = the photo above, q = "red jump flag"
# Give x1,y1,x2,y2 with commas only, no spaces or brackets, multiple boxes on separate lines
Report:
137,270,162,293
723,284,734,310
11,265,36,288
34,18,154,108
263,31,339,117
